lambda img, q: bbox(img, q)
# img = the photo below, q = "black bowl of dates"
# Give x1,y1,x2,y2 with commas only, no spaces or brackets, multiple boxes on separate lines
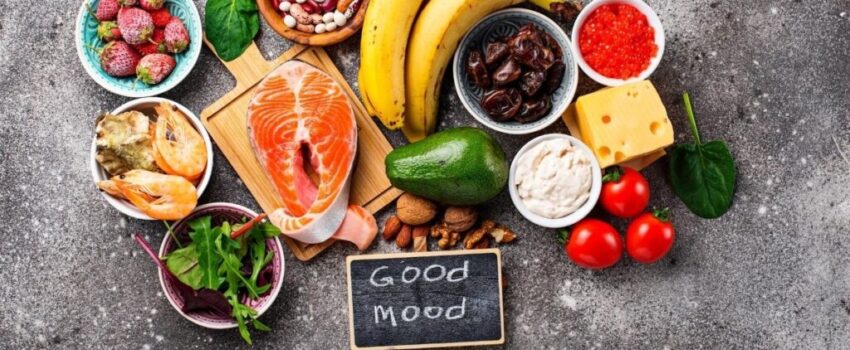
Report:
453,8,578,134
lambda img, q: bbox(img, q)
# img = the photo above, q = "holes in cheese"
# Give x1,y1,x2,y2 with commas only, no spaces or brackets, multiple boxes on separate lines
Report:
650,121,660,135
574,80,674,168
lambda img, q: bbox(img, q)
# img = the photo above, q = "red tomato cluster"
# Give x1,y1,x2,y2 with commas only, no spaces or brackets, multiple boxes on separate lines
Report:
560,167,675,270
578,4,658,80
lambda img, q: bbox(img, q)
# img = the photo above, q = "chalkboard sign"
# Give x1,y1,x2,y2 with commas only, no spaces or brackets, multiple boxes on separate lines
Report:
346,249,504,349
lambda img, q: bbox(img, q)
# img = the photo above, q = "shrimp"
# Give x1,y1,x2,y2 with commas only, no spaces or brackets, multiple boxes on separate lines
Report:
97,179,126,199
153,103,207,180
112,169,198,220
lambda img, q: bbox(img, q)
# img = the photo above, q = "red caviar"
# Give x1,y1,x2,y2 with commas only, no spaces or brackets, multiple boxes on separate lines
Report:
578,4,658,80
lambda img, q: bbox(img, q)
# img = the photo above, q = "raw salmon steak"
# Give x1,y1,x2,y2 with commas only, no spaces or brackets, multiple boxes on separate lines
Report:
247,60,370,245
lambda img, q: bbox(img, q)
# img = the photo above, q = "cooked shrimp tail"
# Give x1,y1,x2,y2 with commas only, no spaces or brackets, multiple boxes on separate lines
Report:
113,169,197,220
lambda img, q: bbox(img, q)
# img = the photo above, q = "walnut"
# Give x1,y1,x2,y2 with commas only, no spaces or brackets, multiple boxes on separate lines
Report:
396,193,438,225
433,222,460,250
489,225,517,244
443,206,478,232
474,237,490,249
464,220,495,249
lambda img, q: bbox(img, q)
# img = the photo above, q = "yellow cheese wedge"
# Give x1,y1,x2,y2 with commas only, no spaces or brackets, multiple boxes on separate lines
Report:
562,104,665,171
574,81,674,168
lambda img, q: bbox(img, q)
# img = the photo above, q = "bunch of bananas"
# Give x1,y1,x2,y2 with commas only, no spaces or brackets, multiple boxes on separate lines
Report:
358,0,576,142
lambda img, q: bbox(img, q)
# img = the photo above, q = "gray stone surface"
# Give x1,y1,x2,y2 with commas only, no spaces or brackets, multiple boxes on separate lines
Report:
1,0,849,349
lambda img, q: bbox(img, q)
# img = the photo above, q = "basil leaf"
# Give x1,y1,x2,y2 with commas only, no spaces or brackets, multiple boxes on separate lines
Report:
164,244,203,290
668,93,737,219
205,0,260,62
190,217,224,290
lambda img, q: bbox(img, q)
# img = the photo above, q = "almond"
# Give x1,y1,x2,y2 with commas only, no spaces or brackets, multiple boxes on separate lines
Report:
382,215,403,240
412,225,429,252
396,224,412,248
412,225,430,238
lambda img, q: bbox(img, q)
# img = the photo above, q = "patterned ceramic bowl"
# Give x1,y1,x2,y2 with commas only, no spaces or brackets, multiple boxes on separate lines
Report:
453,8,579,135
74,0,202,97
158,203,285,329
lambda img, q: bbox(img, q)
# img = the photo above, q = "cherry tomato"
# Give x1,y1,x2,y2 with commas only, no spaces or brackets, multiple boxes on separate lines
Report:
600,166,650,218
626,208,675,264
560,218,623,270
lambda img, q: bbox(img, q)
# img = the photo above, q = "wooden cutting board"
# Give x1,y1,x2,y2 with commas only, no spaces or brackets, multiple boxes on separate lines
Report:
200,41,402,261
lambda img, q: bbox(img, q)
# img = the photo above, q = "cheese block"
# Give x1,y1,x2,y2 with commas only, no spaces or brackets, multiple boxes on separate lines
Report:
562,104,665,171
575,81,674,168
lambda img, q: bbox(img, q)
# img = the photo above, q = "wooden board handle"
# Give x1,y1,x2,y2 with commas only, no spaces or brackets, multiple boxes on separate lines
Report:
202,38,271,87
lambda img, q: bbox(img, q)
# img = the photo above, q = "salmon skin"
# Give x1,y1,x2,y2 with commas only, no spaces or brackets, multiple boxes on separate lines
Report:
247,60,360,244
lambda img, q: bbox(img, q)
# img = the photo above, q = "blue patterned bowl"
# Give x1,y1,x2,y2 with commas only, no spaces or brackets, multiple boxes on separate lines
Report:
453,8,578,135
75,0,202,97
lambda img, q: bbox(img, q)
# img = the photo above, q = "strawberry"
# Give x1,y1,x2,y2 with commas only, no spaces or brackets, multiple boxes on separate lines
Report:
139,0,164,11
117,0,137,6
149,7,172,28
163,17,190,54
133,29,165,56
94,0,119,21
97,21,122,41
136,53,176,85
117,7,154,45
99,41,141,77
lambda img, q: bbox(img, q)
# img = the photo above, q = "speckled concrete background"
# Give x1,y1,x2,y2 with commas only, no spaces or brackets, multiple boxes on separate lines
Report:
1,0,849,349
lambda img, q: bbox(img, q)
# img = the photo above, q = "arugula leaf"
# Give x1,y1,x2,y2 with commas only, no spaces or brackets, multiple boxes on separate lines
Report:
668,92,737,219
229,295,254,345
164,244,203,289
205,0,260,61
216,235,267,299
258,222,281,238
253,318,271,332
189,216,224,290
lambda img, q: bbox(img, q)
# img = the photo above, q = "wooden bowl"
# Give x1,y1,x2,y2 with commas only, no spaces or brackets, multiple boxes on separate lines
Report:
258,0,370,46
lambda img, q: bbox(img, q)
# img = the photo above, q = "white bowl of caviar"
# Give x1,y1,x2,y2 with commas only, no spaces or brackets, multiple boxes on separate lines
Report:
508,134,602,228
571,0,665,86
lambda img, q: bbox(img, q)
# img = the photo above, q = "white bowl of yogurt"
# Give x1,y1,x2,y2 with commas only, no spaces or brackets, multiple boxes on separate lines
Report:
509,134,601,228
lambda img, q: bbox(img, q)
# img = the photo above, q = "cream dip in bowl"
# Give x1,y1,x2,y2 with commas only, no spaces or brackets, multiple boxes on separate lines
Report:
509,134,601,228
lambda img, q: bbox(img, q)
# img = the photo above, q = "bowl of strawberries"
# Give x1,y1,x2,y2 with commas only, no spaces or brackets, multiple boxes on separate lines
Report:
75,0,202,97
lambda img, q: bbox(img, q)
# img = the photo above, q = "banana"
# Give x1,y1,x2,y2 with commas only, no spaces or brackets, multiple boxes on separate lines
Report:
358,0,425,130
404,0,524,142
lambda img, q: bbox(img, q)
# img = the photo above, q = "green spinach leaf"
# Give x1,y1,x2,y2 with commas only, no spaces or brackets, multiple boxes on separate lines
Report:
205,0,260,62
189,216,224,290
164,244,203,289
668,92,737,219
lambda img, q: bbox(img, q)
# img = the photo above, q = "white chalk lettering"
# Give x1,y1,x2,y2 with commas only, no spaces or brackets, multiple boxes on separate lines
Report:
446,260,469,282
445,297,467,320
401,306,420,321
369,266,393,287
401,266,421,284
423,264,446,282
374,305,397,327
423,306,443,319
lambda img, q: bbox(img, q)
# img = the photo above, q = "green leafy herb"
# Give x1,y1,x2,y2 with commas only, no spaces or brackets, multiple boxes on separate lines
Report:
190,216,224,290
668,92,737,219
164,244,203,289
205,0,260,62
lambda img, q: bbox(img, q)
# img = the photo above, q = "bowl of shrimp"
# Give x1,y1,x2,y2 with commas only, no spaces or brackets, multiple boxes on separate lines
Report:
90,97,213,221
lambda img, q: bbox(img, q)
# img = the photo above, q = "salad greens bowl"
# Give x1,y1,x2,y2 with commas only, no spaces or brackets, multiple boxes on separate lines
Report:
157,203,285,330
